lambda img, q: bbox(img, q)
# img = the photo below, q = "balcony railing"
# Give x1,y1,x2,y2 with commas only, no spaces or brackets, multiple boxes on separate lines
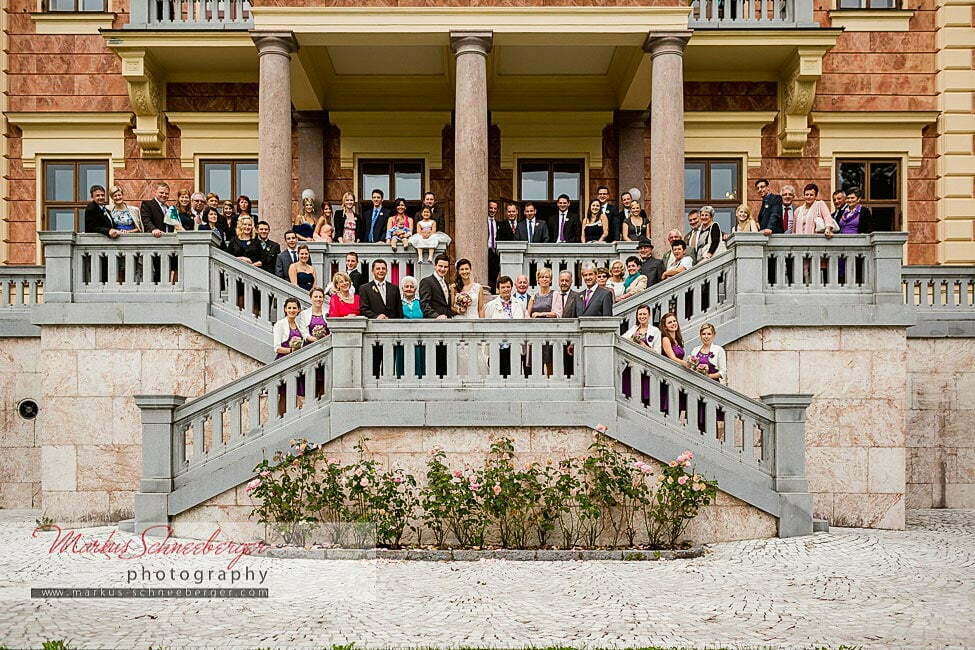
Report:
125,0,253,30
689,0,817,28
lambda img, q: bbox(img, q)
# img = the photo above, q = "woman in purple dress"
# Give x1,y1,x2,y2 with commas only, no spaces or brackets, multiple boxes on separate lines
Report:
659,311,688,419
299,287,330,399
272,298,310,415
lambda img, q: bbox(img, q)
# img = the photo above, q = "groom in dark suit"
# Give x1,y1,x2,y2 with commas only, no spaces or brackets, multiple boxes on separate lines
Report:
83,185,117,237
419,254,454,320
562,263,614,317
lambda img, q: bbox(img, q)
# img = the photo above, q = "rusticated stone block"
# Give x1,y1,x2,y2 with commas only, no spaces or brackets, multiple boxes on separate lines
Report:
807,447,868,494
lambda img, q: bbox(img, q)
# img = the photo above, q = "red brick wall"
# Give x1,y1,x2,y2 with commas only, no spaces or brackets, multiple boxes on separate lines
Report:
168,83,259,112
684,82,778,112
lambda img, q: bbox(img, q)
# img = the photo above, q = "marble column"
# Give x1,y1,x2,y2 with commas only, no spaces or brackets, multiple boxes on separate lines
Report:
645,33,691,243
618,110,649,211
295,111,326,207
253,32,298,237
450,31,492,280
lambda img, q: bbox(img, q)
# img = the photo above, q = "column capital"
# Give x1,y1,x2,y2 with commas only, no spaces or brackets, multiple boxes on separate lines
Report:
643,31,692,57
450,31,493,57
251,31,298,57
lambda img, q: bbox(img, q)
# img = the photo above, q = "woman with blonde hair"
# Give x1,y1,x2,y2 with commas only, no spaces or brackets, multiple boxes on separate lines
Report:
107,184,142,233
335,192,359,243
328,271,361,317
293,196,317,241
731,203,760,234
228,215,263,266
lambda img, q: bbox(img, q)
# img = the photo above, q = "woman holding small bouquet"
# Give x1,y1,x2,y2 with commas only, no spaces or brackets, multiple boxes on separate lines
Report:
688,322,727,384
299,287,330,341
272,297,310,413
452,258,486,319
620,304,660,405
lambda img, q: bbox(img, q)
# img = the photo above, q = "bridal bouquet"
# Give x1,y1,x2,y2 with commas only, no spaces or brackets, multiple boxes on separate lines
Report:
688,353,710,376
455,293,472,312
288,336,304,351
311,325,329,339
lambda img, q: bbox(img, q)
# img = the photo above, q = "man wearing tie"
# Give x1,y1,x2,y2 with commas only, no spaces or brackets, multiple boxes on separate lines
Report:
596,185,620,243
419,254,454,320
83,185,118,238
274,231,300,280
756,178,784,235
548,194,580,243
486,200,500,291
360,189,390,243
139,182,170,238
496,203,520,242
360,259,403,319
515,202,549,243
562,263,614,317
780,185,797,234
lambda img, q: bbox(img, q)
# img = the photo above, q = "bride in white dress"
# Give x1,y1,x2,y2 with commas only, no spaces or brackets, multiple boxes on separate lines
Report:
452,259,488,378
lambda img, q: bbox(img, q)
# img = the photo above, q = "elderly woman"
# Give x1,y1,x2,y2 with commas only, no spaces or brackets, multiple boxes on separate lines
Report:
795,183,836,237
328,271,361,317
605,260,627,299
695,205,725,261
394,276,426,377
621,256,648,299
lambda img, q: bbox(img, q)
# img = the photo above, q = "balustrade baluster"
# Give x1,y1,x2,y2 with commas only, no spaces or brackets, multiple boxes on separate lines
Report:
285,371,298,416
382,338,395,382
247,388,262,433
211,406,225,453
488,337,502,381
243,280,255,317
208,0,219,23
228,400,242,446
741,415,756,465
191,416,205,465
404,339,417,379
422,340,435,383
827,254,839,288
445,338,458,383
174,424,189,472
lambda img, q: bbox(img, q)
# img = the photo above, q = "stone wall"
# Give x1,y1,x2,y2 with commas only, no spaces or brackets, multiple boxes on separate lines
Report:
173,426,777,545
725,326,907,529
35,325,261,522
905,337,975,509
0,337,42,507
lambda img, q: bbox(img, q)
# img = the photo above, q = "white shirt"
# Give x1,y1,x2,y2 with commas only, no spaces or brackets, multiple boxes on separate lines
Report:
375,281,387,304
622,325,662,355
513,290,531,306
484,297,527,319
436,274,449,303
556,211,568,242
666,255,694,272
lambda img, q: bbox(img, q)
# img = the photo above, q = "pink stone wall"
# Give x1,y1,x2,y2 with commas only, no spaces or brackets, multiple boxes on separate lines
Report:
726,326,908,530
0,337,42,507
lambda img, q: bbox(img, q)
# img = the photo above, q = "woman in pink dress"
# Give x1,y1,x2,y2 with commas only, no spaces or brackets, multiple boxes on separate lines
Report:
794,183,836,237
327,272,361,317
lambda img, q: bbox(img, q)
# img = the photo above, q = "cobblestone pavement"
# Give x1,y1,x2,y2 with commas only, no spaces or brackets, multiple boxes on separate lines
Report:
1,509,973,650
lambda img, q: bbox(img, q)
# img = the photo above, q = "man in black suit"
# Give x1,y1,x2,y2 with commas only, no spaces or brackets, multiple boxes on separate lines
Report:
562,263,614,317
636,239,664,288
515,202,549,243
756,178,784,235
274,231,300,280
255,221,280,273
487,199,501,291
831,189,847,226
419,254,453,320
345,251,366,290
83,185,118,238
596,185,620,243
420,191,446,234
139,182,170,238
360,259,403,319
360,189,390,243
548,194,580,243
496,203,520,242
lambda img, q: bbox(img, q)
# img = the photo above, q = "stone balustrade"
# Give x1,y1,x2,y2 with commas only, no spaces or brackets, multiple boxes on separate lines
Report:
498,241,639,292
902,265,975,337
125,0,253,30
0,265,44,336
689,0,816,28
305,242,445,291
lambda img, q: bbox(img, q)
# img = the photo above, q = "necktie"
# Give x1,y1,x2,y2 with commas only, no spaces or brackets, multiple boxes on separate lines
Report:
785,206,794,233
558,213,566,242
489,219,496,249
376,282,385,304
510,221,517,234
584,289,591,306
528,220,534,241
290,250,296,263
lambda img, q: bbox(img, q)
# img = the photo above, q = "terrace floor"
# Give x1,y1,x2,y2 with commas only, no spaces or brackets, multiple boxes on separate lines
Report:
1,509,973,649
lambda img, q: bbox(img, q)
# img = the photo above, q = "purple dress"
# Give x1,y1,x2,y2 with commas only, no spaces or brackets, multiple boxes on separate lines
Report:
621,330,656,404
277,327,306,397
690,350,725,433
838,205,861,234
660,341,685,416
308,314,328,397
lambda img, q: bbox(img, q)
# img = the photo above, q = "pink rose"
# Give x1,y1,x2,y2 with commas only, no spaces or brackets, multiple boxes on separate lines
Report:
492,484,502,495
469,482,481,491
594,424,609,433
259,470,271,478
392,476,403,484
452,469,464,479
359,477,369,487
327,457,338,465
245,478,262,492
677,475,688,485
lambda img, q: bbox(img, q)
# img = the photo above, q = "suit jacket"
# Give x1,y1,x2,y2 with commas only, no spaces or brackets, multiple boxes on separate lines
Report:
84,201,114,236
140,198,167,233
359,206,391,243
419,275,453,319
757,193,784,234
602,203,621,243
257,238,280,273
349,268,366,291
547,212,581,243
562,285,614,317
359,281,404,319
640,257,665,288
275,248,300,280
516,218,549,243
496,219,520,242
425,205,446,235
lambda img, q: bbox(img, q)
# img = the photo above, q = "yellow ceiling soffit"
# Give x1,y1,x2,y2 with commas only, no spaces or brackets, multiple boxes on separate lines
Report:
6,112,133,170
329,111,452,169
492,111,613,170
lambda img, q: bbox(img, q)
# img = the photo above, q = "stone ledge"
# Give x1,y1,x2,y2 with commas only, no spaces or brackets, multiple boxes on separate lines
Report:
256,547,705,561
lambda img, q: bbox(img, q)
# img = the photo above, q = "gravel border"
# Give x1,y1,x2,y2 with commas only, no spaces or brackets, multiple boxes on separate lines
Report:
255,547,704,561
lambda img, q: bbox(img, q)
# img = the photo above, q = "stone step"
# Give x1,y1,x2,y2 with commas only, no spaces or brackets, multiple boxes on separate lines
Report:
813,518,829,533
118,518,135,533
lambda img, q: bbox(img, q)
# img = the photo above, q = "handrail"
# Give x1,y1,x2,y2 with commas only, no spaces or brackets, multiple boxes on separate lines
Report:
210,247,310,329
902,265,975,310
0,266,44,309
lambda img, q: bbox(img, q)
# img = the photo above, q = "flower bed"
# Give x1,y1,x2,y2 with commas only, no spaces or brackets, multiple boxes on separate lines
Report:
247,427,718,550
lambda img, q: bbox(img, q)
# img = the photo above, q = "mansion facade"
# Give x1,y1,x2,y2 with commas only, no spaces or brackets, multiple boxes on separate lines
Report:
0,0,972,267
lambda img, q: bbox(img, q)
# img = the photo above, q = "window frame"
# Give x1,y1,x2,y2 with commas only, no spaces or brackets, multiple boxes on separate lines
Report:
41,159,109,232
356,158,426,216
835,157,902,231
43,0,107,12
516,158,585,221
200,159,259,214
684,157,743,233
834,0,900,9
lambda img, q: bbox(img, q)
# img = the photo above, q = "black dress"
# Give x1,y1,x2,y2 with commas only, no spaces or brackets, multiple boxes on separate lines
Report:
227,237,263,264
582,219,605,242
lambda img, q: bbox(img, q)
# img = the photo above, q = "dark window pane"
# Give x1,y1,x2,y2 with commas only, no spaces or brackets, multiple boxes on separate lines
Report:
714,208,735,234
80,0,105,10
710,162,739,202
45,164,75,202
552,163,582,201
47,208,76,231
866,206,898,232
685,163,705,201
869,162,898,200
78,163,107,201
48,0,76,10
203,163,232,199
868,0,896,7
837,0,863,6
520,163,548,201
838,162,865,193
